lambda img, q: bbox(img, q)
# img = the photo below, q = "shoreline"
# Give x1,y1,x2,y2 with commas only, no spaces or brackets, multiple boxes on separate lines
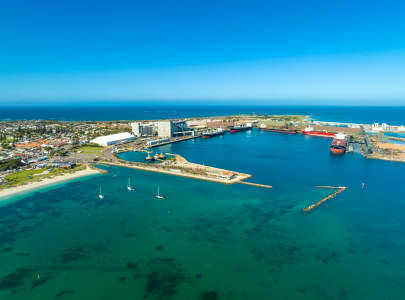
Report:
0,167,103,200
365,153,405,163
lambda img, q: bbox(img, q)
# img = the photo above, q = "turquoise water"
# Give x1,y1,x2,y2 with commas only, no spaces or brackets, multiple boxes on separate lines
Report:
1,130,405,299
118,151,166,164
118,151,150,163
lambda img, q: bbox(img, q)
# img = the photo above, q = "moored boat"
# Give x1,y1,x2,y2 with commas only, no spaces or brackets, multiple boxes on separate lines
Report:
127,177,135,191
202,128,226,138
330,133,347,154
155,185,164,199
303,126,336,138
145,153,155,161
230,123,252,133
98,186,104,199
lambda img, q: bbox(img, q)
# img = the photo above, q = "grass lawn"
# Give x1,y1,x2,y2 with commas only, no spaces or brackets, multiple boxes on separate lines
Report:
75,145,105,154
0,164,86,190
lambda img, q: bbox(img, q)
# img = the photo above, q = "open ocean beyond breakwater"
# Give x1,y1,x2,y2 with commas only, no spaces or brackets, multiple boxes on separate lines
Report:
1,129,405,299
1,105,405,125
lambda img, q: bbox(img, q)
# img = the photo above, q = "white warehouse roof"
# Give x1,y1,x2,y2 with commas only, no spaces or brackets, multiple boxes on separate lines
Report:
91,132,136,146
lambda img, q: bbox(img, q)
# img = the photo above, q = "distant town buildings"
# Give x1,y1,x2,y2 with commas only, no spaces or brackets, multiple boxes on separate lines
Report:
371,122,390,132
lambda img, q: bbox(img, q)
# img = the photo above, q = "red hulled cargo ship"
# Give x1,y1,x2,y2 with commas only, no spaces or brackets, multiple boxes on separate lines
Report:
230,123,252,133
330,133,347,155
303,126,336,138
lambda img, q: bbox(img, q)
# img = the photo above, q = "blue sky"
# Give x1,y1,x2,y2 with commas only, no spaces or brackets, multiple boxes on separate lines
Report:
1,0,404,105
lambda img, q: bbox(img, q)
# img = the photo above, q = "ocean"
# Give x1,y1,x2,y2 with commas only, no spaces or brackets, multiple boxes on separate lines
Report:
1,128,405,299
1,105,405,125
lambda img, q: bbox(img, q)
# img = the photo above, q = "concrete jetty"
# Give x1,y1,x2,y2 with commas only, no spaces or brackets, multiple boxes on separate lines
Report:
91,165,109,174
239,181,273,189
303,186,347,212
315,185,347,189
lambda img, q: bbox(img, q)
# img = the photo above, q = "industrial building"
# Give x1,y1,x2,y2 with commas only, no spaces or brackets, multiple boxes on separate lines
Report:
131,120,194,138
90,132,136,146
157,120,193,138
131,122,156,137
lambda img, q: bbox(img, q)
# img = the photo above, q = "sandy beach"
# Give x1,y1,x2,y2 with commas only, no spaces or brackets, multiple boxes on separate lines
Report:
0,167,102,200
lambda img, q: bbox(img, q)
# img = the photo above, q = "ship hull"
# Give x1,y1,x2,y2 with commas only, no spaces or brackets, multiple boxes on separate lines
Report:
303,131,335,138
230,127,252,133
202,131,226,138
330,135,347,155
330,147,346,155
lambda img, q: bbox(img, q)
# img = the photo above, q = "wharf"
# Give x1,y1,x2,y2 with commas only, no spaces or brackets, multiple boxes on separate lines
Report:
149,135,201,148
303,186,347,212
100,159,251,185
102,152,276,189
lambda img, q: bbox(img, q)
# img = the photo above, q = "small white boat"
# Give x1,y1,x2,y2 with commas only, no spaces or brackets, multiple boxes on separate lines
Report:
155,185,164,199
127,177,135,191
98,186,104,199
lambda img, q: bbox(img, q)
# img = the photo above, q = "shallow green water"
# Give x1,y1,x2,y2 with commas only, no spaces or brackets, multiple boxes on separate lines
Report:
1,130,405,299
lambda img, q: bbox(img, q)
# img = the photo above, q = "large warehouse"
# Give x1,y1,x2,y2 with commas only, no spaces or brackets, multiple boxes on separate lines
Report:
90,132,136,146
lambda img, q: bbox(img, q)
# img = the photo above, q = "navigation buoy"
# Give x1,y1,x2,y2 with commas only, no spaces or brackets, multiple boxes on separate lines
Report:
37,274,40,280
361,183,365,189
168,210,171,214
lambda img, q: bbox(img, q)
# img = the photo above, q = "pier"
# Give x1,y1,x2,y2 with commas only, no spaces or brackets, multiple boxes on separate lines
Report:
303,186,347,212
91,165,109,174
149,135,201,148
315,185,347,189
239,181,273,189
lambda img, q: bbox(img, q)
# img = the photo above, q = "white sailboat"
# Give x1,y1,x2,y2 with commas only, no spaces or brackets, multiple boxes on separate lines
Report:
127,177,135,191
155,185,164,199
98,186,104,199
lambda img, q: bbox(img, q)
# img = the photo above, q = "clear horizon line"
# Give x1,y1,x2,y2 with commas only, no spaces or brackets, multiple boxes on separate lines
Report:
1,102,405,108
